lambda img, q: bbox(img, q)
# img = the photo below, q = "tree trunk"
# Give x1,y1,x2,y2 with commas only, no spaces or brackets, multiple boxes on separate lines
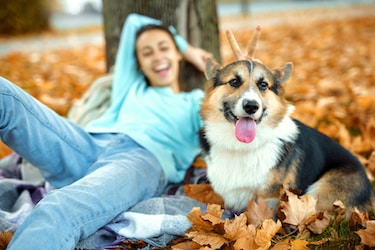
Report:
101,0,220,90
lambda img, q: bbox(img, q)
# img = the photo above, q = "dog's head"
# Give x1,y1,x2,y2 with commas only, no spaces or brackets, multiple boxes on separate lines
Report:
201,58,293,144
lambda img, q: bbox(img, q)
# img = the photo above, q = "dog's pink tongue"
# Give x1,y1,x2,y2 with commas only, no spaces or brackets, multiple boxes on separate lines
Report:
235,118,256,143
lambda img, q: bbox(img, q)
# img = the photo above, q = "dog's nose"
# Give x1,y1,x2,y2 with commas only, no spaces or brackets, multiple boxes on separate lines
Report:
243,100,259,114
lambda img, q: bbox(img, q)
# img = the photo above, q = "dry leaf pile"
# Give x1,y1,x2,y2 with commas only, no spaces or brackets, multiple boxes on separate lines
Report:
177,187,375,249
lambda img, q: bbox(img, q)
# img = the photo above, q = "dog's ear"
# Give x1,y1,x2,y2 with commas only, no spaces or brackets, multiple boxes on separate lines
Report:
204,57,221,80
274,62,293,85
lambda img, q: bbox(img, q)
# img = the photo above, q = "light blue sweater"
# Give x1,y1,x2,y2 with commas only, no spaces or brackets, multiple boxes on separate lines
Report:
85,13,204,183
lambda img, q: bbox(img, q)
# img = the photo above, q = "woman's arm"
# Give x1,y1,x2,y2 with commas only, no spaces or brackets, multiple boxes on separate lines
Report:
182,45,213,73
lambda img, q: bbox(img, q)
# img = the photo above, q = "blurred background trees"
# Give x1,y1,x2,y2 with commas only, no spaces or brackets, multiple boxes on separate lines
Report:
0,0,52,34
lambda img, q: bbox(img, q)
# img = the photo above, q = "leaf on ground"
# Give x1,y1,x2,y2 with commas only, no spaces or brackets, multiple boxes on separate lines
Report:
305,211,332,235
187,206,215,232
245,198,274,227
186,231,228,249
223,213,251,240
255,219,282,249
271,238,292,250
232,224,257,250
355,220,375,247
184,184,224,206
280,190,317,228
291,239,310,250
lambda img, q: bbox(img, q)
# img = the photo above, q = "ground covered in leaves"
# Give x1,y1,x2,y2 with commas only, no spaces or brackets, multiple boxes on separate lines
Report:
0,5,375,249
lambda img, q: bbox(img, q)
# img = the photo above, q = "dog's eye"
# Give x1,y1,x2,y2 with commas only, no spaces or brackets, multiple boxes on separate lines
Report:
257,81,269,91
228,77,241,88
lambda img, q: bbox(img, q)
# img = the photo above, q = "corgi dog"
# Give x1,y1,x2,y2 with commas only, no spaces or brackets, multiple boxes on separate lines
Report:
199,28,374,216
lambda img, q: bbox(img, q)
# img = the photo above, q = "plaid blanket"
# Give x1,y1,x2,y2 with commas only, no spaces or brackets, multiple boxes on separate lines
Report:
0,153,212,249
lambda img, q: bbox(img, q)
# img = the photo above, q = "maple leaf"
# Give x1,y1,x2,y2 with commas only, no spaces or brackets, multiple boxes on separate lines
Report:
232,224,257,250
186,231,228,249
223,214,258,250
187,206,215,232
223,213,251,240
280,190,318,233
291,239,310,250
245,198,274,227
355,220,375,247
255,219,282,250
305,211,332,235
184,184,224,206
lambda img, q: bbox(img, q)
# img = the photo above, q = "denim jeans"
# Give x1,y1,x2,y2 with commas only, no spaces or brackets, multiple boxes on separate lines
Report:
0,77,166,249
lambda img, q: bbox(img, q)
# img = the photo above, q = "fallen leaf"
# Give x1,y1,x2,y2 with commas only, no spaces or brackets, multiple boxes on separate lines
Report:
280,190,317,230
187,206,215,232
186,231,228,249
245,198,274,227
184,184,224,206
255,219,282,250
355,220,375,247
291,239,310,250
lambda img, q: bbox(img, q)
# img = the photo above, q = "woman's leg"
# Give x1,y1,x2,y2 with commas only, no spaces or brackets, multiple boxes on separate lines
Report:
0,77,102,187
7,135,166,249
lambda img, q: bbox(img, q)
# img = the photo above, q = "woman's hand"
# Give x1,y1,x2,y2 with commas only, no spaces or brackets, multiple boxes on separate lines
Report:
182,45,213,72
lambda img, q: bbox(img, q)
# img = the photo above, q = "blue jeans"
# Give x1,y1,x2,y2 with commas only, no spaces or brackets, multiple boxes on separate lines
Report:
0,77,166,249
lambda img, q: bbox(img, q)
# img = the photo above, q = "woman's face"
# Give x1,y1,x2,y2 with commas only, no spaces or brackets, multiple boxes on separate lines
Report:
136,29,182,91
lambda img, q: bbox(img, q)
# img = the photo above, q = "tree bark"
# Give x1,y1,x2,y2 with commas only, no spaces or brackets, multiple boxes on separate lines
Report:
102,0,220,90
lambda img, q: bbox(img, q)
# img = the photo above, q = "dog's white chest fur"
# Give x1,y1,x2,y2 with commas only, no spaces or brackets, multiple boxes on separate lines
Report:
205,116,298,211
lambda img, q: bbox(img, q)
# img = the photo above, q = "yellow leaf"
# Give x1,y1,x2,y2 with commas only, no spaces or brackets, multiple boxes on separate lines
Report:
291,239,309,250
255,219,281,250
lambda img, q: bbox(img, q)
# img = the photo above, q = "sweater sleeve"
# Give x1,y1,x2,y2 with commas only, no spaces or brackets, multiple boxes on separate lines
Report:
110,13,188,111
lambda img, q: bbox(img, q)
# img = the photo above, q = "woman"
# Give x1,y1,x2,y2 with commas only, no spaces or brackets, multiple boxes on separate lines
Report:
1,13,211,249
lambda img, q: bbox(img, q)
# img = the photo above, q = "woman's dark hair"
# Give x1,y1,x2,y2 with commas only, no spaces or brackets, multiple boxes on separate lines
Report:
135,24,178,50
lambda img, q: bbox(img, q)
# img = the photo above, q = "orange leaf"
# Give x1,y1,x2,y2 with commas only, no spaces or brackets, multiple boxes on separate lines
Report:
184,184,224,206
223,213,251,240
186,231,228,249
255,219,282,250
187,207,215,232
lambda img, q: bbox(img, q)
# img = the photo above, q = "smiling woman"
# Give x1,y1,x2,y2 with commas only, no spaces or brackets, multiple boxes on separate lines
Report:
135,25,182,93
